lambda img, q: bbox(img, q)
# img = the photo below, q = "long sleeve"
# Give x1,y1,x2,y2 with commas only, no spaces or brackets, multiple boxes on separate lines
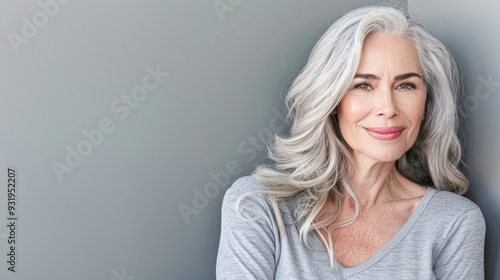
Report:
433,205,486,280
216,177,280,280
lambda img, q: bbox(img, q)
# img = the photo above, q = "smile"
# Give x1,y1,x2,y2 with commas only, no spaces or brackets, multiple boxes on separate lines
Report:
364,127,404,141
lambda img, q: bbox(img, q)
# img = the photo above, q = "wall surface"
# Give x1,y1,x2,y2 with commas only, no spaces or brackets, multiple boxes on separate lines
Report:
408,1,500,279
2,1,496,280
0,1,405,279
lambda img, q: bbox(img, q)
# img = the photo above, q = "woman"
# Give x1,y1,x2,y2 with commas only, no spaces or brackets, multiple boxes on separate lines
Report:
216,5,485,279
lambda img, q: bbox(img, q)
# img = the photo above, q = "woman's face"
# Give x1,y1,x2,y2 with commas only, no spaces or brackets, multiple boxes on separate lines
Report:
335,33,426,165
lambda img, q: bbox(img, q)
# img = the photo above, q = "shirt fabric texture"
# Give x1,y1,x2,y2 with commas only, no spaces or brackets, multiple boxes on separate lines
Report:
216,175,486,279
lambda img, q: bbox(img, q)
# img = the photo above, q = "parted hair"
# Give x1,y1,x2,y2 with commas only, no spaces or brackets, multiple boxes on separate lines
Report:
236,5,467,272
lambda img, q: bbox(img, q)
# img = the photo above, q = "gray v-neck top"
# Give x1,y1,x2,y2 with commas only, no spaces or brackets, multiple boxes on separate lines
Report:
216,175,485,279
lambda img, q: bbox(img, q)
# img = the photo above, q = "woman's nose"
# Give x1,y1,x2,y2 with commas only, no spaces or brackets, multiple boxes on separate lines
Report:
373,86,399,118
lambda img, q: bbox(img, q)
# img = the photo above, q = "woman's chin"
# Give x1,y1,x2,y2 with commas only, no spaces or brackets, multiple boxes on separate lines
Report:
358,152,405,164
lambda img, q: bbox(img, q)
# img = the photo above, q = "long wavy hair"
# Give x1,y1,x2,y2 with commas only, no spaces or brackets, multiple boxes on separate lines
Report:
238,5,467,273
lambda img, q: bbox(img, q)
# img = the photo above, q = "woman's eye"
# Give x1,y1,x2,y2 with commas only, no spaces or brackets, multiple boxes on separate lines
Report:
397,83,416,90
354,83,372,91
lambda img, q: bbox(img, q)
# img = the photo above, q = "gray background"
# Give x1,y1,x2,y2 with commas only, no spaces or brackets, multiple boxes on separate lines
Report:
0,0,497,279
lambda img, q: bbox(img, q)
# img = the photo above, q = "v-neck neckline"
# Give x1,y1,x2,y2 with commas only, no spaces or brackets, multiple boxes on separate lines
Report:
308,186,436,277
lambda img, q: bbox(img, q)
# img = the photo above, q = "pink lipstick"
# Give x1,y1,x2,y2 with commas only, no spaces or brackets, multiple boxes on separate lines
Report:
364,126,404,141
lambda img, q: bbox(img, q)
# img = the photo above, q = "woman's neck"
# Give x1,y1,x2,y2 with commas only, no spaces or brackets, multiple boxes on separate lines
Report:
346,157,405,209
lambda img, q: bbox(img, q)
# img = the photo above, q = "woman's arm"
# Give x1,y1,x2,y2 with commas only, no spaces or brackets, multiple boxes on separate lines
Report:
433,206,486,279
216,177,279,280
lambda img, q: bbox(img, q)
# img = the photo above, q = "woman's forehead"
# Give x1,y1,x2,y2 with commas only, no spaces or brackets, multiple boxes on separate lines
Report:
356,33,422,76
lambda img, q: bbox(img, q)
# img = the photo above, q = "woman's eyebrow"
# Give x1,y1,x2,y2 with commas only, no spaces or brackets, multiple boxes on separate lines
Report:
394,72,422,80
353,72,422,80
353,73,379,79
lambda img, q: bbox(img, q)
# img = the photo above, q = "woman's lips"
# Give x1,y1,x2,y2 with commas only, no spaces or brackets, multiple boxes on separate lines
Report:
364,126,405,141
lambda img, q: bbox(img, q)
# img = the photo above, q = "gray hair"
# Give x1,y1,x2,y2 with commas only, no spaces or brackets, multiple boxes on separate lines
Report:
237,5,467,273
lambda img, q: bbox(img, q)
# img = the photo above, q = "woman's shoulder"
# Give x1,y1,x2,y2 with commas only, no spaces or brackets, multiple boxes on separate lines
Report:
426,187,482,214
222,175,300,222
217,176,282,280
221,175,276,213
227,174,273,192
419,187,486,273
223,175,273,203
422,187,485,229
